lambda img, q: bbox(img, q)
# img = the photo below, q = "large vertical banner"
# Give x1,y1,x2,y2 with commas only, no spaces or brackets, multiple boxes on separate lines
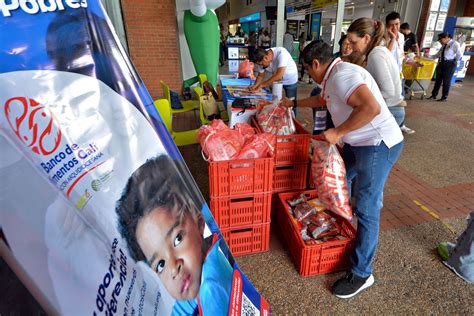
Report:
0,1,269,315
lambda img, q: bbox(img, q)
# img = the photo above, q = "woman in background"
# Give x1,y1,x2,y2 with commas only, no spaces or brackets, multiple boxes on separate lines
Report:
346,18,412,134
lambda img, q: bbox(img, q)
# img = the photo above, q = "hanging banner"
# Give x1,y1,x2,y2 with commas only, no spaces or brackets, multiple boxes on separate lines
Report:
0,1,269,315
311,0,338,10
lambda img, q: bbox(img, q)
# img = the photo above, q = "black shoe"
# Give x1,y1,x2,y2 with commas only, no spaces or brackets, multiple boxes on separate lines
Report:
426,95,437,100
332,272,375,299
437,97,447,102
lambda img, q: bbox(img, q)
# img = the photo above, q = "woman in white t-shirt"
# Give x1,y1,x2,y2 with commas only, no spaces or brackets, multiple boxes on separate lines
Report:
346,18,414,134
280,40,404,299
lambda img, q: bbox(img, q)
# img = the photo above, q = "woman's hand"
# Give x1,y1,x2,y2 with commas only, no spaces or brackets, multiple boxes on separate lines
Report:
322,128,342,145
280,97,294,108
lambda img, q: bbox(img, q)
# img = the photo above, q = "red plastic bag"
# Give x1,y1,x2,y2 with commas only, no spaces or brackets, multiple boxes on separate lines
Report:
237,133,275,159
238,59,255,79
197,120,244,161
311,140,352,220
234,123,255,142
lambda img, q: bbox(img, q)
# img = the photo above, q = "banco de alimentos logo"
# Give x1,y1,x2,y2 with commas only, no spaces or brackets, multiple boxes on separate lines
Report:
4,96,62,155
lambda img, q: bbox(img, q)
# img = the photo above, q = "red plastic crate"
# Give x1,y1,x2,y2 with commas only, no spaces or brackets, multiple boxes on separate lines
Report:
210,192,272,230
307,159,315,189
221,222,270,256
273,163,307,193
208,157,274,198
252,117,311,166
277,190,356,277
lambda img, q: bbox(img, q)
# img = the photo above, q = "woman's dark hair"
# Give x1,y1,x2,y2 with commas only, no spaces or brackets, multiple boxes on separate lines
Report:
347,17,387,57
338,34,348,54
115,155,202,262
338,35,347,48
301,40,334,65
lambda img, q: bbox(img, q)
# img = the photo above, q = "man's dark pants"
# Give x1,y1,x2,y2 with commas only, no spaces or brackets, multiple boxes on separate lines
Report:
431,60,457,99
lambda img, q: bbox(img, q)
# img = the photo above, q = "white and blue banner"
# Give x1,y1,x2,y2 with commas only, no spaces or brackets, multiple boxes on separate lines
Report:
0,1,269,315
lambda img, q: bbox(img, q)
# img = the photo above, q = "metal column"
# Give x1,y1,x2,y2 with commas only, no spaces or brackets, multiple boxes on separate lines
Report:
276,0,285,47
333,0,346,54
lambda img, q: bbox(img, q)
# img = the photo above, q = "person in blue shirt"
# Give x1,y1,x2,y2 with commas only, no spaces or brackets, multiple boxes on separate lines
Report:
116,155,233,315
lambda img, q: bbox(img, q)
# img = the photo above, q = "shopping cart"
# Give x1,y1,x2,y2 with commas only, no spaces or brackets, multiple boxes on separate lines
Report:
402,57,437,100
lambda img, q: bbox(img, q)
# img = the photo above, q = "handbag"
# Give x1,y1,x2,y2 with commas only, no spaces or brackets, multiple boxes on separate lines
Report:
203,80,219,100
170,90,184,109
201,92,220,120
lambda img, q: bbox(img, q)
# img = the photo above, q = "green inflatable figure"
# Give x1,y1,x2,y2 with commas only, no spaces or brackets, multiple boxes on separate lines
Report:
183,0,224,87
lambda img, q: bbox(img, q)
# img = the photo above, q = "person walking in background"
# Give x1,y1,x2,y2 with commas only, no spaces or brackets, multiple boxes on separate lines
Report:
258,30,271,49
347,18,414,135
385,11,415,134
219,24,227,66
249,47,298,100
299,35,314,83
400,23,420,56
298,32,307,82
283,30,294,54
427,32,462,102
386,12,404,73
248,31,257,61
280,41,404,298
399,22,419,99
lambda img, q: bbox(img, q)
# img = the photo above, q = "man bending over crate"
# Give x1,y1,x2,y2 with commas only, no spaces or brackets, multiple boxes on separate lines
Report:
281,40,404,299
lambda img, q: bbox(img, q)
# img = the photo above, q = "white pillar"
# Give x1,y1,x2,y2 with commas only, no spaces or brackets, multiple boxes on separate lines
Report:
276,0,285,47
333,0,345,54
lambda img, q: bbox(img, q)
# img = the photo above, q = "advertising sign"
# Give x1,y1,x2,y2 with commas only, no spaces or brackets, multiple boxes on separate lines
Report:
0,1,269,315
311,0,337,10
311,12,322,40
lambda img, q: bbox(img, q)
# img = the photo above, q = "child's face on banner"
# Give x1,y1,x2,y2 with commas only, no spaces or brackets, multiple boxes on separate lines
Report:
136,207,204,300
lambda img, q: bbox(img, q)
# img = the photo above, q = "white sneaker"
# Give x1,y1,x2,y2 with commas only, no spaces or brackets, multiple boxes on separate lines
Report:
401,125,415,134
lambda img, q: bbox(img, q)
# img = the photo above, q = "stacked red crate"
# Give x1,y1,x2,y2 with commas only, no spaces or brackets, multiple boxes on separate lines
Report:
252,117,310,193
208,157,273,256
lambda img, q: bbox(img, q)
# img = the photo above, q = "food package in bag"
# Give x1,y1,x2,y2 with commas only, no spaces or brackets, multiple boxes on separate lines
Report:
311,140,352,220
237,133,275,159
256,100,295,136
197,120,244,161
234,122,256,142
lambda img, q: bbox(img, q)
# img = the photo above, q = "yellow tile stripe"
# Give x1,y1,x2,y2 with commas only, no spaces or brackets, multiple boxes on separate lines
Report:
453,113,474,117
412,199,456,235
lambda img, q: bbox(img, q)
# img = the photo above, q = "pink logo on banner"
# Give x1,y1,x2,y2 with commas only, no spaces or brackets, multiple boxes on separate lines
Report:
4,97,62,155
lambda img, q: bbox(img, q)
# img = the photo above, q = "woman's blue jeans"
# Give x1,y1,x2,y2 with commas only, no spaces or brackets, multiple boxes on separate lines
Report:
342,140,404,278
388,105,405,127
